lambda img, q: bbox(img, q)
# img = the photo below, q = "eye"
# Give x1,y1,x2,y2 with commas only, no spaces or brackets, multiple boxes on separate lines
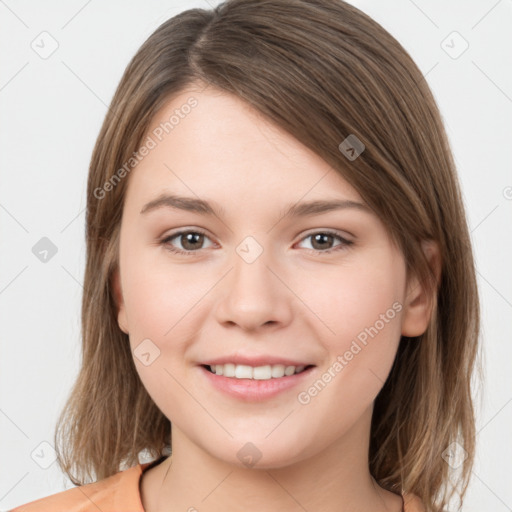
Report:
160,229,215,256
295,230,353,255
160,229,353,256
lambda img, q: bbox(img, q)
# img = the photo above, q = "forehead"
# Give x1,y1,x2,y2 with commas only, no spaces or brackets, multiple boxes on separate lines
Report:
125,85,363,208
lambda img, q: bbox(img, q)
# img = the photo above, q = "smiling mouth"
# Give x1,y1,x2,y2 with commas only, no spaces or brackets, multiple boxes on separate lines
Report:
202,363,315,380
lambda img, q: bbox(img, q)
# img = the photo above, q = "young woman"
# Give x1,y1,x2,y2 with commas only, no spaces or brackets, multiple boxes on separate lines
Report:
11,0,480,511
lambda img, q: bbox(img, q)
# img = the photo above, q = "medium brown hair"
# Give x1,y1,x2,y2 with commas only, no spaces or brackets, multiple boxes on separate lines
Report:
54,1,481,510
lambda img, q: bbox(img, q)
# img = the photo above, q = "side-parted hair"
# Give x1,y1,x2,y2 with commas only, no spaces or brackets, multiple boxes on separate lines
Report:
54,1,481,510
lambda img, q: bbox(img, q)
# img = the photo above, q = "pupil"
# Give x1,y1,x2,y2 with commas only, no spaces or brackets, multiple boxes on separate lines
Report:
313,233,332,250
183,233,203,250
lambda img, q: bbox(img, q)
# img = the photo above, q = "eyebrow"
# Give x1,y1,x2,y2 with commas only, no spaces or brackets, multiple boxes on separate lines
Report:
140,193,372,219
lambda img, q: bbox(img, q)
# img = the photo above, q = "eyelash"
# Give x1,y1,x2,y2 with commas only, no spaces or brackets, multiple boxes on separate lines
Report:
160,229,353,257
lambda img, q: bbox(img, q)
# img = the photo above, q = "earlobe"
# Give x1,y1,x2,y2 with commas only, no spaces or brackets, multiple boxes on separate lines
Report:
401,240,442,337
112,268,129,334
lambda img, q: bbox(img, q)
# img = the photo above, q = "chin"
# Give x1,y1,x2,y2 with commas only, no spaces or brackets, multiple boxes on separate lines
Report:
208,437,309,471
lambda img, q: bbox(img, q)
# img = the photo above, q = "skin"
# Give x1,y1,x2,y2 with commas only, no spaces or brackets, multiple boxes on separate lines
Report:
112,82,440,512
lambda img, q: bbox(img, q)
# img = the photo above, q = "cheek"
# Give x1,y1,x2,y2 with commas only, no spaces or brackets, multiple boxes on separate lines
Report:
120,252,202,420
296,251,406,411
301,255,404,345
121,243,206,337
289,259,404,444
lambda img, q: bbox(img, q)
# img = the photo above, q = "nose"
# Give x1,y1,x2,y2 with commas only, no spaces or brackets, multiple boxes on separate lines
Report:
214,241,293,332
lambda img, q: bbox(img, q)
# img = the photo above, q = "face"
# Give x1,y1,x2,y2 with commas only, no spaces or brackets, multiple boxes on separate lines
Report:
113,83,431,469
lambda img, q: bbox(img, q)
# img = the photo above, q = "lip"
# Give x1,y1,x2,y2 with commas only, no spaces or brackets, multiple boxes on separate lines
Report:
198,364,316,402
200,355,314,367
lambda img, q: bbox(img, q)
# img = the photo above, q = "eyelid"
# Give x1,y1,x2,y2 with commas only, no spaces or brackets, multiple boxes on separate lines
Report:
160,227,354,256
296,227,353,242
160,227,353,243
160,227,216,251
293,229,353,252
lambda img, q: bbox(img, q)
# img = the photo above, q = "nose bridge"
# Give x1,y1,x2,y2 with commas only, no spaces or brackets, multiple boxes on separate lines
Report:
235,235,267,267
230,234,276,300
215,233,292,330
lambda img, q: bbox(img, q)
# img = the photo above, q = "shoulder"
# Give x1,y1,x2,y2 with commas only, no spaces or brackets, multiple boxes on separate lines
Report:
403,491,427,512
9,463,150,512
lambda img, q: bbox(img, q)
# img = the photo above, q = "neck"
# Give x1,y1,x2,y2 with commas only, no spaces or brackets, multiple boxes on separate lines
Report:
142,405,403,512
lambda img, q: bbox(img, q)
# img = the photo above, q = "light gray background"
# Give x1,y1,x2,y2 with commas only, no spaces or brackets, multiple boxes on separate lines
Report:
1,0,511,510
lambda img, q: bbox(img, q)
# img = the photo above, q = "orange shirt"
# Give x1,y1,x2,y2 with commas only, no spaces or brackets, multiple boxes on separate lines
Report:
10,457,426,511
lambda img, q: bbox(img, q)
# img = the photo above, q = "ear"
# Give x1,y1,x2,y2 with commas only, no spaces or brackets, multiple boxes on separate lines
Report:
401,240,442,337
111,268,129,334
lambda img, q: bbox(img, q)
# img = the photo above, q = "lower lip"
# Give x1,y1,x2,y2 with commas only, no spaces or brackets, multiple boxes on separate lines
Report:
198,365,315,402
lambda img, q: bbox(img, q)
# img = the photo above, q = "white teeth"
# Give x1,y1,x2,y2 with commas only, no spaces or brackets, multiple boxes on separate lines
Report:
253,365,272,380
284,365,295,376
235,365,253,379
209,363,308,380
270,364,285,378
223,363,235,377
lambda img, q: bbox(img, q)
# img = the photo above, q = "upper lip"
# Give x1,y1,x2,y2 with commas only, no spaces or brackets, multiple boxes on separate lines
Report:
200,355,315,367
